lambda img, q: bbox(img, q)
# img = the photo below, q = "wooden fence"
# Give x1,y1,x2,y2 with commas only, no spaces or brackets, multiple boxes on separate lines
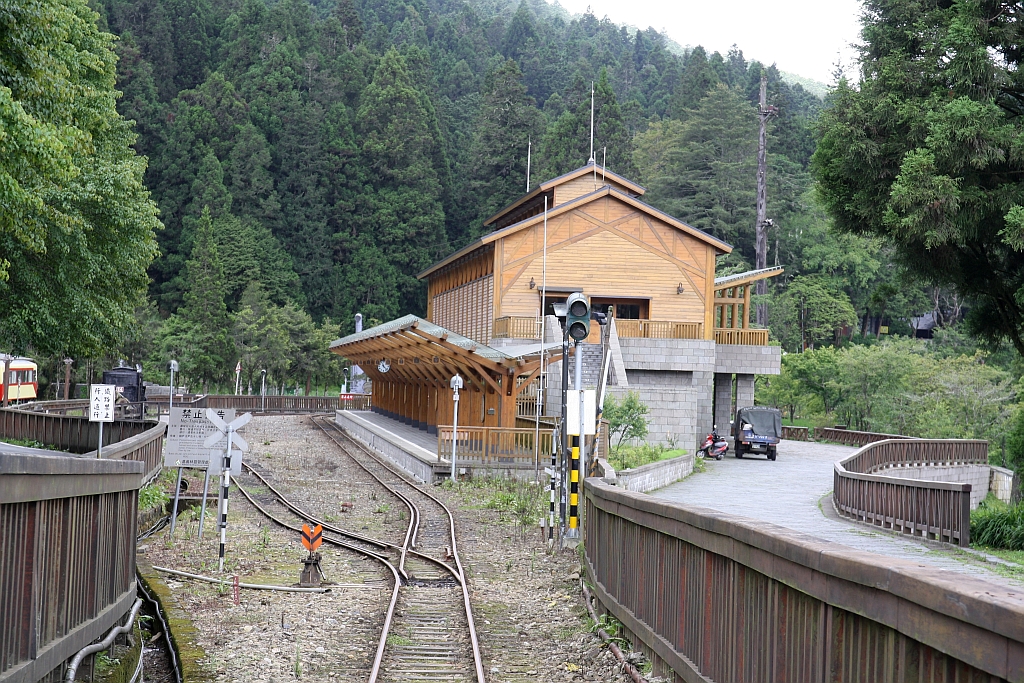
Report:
0,452,143,683
780,425,808,440
833,439,988,547
492,316,541,339
144,393,372,413
584,478,1024,683
0,408,164,481
437,426,556,469
713,328,769,345
615,320,703,340
816,426,914,446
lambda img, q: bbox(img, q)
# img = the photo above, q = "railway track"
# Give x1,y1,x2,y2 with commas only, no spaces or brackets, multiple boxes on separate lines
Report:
234,415,485,683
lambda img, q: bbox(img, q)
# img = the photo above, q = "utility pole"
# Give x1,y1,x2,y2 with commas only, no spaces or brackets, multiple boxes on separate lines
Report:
755,73,776,326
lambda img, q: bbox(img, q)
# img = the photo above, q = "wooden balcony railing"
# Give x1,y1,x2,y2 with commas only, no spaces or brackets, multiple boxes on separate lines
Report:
714,328,769,345
492,316,541,339
615,320,703,339
437,425,555,468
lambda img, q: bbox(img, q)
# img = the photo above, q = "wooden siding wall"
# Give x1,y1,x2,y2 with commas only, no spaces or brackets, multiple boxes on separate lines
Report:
555,175,636,205
372,375,508,429
426,246,494,343
494,196,712,333
431,275,493,344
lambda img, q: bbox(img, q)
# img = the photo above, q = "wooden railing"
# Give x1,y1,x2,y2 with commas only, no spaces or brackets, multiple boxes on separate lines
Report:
0,408,166,481
833,439,988,547
492,316,541,339
584,478,1023,683
816,426,913,446
781,425,808,440
144,393,372,414
1,452,143,683
437,426,555,468
199,394,370,412
713,328,769,345
615,320,703,340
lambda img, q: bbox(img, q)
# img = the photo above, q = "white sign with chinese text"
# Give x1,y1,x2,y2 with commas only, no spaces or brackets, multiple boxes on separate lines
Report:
89,385,116,423
164,407,236,470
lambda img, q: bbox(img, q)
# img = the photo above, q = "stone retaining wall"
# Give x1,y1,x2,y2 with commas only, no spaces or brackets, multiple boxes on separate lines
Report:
990,465,1021,504
334,410,436,483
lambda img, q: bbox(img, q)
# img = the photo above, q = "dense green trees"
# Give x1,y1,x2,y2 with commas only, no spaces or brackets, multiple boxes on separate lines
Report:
814,0,1024,354
0,0,160,357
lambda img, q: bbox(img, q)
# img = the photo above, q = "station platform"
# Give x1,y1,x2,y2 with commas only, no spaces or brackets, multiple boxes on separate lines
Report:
335,410,449,483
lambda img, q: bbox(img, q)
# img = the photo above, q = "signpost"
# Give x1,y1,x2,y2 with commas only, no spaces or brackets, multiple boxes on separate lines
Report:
203,410,251,572
165,407,235,538
89,384,115,458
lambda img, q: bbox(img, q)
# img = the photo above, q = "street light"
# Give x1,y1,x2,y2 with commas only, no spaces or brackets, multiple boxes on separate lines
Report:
260,369,267,413
450,374,463,481
168,360,179,415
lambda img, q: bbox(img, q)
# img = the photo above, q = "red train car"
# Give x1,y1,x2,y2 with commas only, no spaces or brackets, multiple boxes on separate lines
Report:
1,355,38,403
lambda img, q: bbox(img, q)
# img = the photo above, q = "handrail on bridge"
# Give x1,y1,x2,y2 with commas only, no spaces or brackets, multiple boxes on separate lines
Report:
583,477,1024,683
833,438,989,547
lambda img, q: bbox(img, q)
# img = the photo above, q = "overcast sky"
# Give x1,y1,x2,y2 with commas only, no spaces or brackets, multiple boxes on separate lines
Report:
550,0,864,84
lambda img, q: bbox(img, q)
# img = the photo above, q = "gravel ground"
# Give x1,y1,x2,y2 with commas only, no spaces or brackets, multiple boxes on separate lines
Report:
144,415,642,683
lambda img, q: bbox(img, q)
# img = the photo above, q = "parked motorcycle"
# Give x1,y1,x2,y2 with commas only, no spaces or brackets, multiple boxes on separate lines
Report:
697,426,728,460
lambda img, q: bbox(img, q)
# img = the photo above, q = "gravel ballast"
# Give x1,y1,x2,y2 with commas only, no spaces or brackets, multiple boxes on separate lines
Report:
142,414,644,682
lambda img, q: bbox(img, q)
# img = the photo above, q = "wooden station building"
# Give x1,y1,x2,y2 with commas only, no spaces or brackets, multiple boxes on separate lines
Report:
331,162,783,451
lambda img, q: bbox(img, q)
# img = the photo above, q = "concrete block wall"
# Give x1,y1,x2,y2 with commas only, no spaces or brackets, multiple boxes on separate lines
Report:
736,374,755,411
714,344,782,375
990,466,1020,504
617,338,717,372
880,464,992,509
607,384,704,451
616,453,695,493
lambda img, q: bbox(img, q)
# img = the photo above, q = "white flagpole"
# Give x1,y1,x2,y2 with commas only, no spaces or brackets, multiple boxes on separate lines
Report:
526,138,532,192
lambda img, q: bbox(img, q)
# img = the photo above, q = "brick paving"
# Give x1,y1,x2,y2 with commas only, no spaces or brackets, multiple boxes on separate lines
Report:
653,439,1023,585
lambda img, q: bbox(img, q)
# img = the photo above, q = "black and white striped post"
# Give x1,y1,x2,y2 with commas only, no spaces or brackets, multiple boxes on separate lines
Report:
203,410,252,573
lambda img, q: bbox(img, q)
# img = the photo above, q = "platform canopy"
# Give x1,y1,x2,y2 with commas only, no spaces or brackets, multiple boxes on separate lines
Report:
330,315,559,430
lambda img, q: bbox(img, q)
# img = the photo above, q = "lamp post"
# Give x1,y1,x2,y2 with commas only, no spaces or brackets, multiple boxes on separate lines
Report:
234,361,241,395
450,374,463,482
260,369,267,413
167,359,182,537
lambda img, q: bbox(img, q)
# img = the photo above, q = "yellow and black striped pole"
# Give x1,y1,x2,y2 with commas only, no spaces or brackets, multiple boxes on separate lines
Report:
568,434,580,530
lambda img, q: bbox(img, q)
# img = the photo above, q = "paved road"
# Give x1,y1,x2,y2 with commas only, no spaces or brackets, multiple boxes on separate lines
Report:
654,439,1020,584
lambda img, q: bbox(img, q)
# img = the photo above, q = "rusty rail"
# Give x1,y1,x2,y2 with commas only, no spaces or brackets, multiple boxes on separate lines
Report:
833,439,987,547
583,478,1024,683
1,453,143,683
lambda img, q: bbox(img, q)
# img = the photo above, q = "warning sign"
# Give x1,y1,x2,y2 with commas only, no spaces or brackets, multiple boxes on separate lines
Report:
164,407,235,469
301,523,323,552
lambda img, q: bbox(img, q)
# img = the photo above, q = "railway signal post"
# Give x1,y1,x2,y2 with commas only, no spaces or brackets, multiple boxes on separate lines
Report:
204,409,251,572
299,523,325,587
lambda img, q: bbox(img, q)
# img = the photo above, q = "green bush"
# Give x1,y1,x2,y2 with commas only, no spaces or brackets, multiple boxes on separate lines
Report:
612,444,685,471
971,498,1024,550
138,483,169,511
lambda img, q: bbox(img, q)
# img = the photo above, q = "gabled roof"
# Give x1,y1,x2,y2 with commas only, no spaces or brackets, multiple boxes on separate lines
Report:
714,266,785,289
418,185,732,280
483,162,646,227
